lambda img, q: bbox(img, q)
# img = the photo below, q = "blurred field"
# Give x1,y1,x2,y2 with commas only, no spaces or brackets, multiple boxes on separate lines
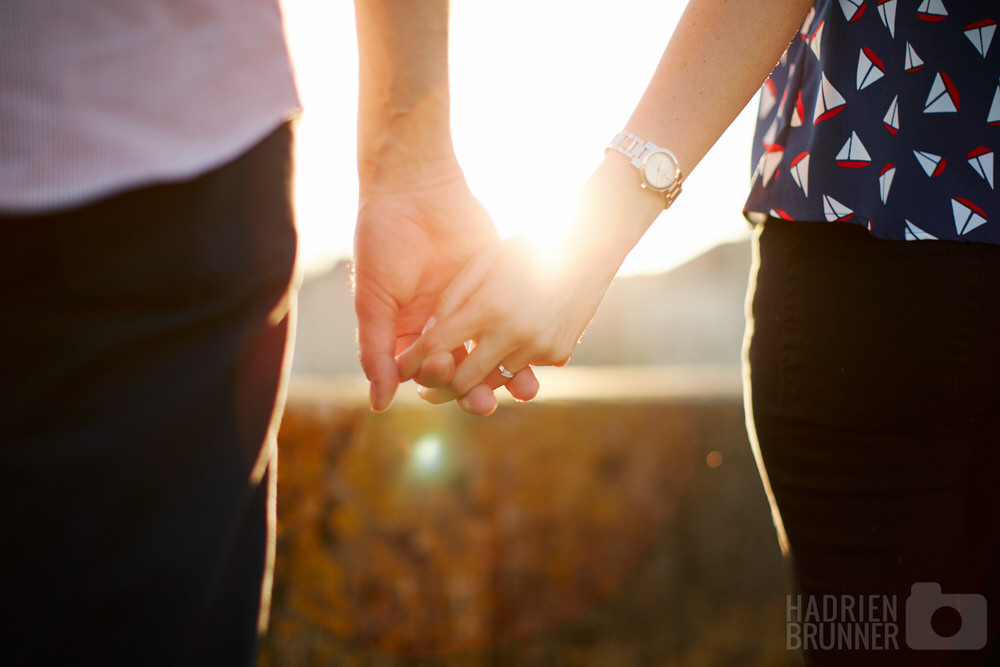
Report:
260,368,802,666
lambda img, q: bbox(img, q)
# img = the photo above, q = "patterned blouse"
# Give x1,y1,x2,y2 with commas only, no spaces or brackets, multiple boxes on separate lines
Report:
744,0,1000,242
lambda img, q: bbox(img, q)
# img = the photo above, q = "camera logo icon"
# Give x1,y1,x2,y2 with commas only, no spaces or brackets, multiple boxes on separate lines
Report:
905,582,987,650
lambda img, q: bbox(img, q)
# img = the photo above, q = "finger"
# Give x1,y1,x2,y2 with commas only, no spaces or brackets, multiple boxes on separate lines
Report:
456,383,498,416
355,290,400,412
416,383,459,405
417,380,496,414
395,245,503,382
396,306,488,383
413,344,469,403
412,349,456,388
505,367,540,401
419,363,539,404
446,337,516,397
414,342,477,404
433,242,504,322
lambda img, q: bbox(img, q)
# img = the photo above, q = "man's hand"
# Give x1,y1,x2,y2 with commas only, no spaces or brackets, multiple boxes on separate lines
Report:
353,0,540,413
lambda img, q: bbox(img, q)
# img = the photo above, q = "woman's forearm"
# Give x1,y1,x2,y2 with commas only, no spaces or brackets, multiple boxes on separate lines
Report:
629,0,813,175
576,0,814,274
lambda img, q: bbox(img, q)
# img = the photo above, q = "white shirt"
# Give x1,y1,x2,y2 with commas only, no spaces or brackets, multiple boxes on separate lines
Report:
0,0,300,213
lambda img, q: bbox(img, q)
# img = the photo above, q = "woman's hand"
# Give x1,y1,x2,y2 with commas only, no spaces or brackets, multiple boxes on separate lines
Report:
395,235,606,402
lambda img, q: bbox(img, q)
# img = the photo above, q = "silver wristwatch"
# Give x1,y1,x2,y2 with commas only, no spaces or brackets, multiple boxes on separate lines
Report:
606,131,683,208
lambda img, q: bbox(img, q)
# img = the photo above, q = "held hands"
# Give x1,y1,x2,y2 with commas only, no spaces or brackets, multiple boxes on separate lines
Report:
393,156,664,411
354,161,539,414
394,233,614,407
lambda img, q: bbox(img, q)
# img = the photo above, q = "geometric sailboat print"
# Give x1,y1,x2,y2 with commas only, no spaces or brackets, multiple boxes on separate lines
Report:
800,7,816,36
988,80,1000,126
762,118,779,150
968,146,995,189
914,150,947,177
761,144,784,187
953,197,988,235
857,47,885,89
924,72,960,113
836,132,871,168
791,152,810,196
877,0,897,38
879,164,896,203
883,95,900,134
904,220,938,240
916,0,947,23
759,79,778,119
814,74,846,124
963,20,996,57
809,20,825,60
840,0,866,23
905,42,924,72
823,195,854,222
776,65,795,119
791,91,806,127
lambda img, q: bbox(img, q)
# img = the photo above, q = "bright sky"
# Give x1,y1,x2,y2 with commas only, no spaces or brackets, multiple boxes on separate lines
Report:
281,0,758,277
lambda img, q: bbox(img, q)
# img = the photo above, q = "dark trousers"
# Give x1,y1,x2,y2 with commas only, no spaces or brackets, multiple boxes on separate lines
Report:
0,124,297,665
746,219,1000,666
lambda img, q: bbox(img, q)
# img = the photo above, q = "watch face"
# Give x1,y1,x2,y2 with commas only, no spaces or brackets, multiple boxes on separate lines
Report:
642,151,678,190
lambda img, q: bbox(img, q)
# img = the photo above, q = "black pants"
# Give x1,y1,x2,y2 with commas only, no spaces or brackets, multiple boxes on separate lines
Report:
746,219,1000,666
0,124,297,666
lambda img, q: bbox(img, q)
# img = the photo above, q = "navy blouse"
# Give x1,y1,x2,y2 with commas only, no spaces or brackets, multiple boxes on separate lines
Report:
745,0,1000,242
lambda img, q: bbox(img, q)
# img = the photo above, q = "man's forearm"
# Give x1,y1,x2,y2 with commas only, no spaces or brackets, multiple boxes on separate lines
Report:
354,0,456,193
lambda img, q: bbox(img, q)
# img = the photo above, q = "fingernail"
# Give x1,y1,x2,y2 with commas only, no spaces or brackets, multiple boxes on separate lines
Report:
458,393,497,417
421,316,437,335
369,383,393,412
395,347,418,382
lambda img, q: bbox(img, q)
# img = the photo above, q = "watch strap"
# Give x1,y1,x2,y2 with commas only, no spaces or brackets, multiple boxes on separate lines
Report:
606,131,683,209
607,131,651,169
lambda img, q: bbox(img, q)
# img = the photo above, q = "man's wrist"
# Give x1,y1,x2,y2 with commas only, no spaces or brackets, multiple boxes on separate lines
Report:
355,0,454,195
357,100,458,196
357,151,462,198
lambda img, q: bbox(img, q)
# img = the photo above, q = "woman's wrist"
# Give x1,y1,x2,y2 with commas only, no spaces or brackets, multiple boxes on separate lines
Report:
564,153,666,284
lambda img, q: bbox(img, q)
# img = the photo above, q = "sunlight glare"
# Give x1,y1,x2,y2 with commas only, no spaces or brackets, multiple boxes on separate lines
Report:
282,0,755,278
411,435,446,475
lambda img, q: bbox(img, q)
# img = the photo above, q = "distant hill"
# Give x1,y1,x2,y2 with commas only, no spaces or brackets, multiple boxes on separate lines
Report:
571,239,752,366
291,239,753,375
292,261,358,375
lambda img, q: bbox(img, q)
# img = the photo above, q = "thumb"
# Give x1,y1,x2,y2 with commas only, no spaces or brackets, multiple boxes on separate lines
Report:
356,289,400,412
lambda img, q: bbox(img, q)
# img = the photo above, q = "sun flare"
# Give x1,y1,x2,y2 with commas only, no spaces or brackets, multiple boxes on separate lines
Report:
282,0,755,279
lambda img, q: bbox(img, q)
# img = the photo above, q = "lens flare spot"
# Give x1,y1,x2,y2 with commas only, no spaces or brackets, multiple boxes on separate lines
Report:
412,435,445,474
